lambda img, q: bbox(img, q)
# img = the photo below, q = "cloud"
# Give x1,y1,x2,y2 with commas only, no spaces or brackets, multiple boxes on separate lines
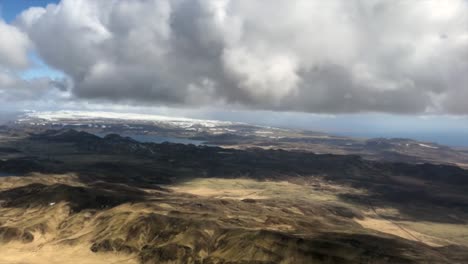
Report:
13,0,468,114
0,69,69,102
0,18,71,110
0,19,30,70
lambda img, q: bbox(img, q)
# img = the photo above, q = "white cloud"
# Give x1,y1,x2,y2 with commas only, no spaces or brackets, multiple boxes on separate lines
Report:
0,18,65,108
0,19,30,69
7,0,468,114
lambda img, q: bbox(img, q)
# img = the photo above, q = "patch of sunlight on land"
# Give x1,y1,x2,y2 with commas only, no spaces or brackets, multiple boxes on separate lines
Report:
167,178,350,202
0,173,83,190
355,217,446,247
0,244,137,264
399,221,468,247
356,207,468,247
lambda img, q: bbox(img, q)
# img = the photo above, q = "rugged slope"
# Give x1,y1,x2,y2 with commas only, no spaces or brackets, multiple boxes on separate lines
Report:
0,129,467,263
1,176,466,264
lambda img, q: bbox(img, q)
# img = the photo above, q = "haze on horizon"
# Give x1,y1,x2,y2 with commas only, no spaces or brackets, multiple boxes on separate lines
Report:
0,0,467,146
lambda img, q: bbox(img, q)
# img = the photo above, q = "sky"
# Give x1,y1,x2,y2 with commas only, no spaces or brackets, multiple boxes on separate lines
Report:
0,0,467,146
0,1,58,22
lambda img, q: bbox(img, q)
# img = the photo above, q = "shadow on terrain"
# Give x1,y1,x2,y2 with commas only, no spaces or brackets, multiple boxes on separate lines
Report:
88,217,468,264
1,129,468,224
339,187,468,224
1,130,468,263
0,182,146,212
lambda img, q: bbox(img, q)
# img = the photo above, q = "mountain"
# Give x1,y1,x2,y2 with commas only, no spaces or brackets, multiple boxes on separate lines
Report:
0,127,468,263
15,110,468,168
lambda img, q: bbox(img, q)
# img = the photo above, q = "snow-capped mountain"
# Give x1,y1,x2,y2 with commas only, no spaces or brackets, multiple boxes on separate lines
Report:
20,110,236,129
16,110,290,139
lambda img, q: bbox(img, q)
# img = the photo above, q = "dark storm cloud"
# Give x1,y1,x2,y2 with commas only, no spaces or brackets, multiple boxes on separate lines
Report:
11,0,468,114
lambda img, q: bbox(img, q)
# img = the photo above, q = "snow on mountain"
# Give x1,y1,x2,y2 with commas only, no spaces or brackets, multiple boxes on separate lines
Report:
418,143,439,149
20,110,236,128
